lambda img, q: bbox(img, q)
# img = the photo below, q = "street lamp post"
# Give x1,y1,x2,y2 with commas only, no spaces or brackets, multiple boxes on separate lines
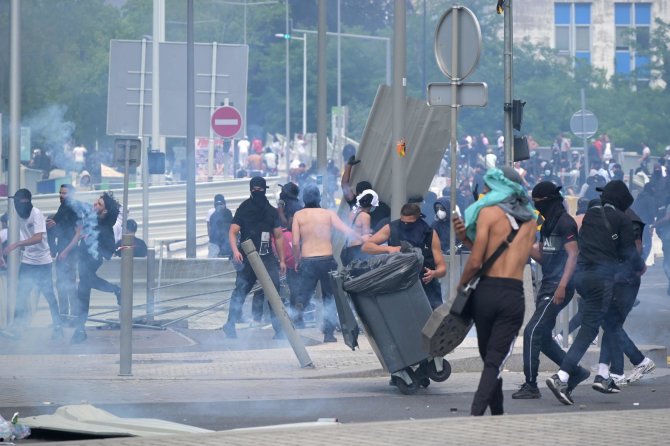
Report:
276,33,307,137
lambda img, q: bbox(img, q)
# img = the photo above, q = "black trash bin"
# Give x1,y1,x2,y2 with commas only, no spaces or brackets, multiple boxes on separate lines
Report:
333,251,451,394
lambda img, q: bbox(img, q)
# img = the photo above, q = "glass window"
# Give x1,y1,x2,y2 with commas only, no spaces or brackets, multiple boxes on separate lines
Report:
636,55,650,79
615,26,630,50
574,3,591,25
576,26,590,51
615,3,630,25
575,51,590,63
556,26,570,52
555,3,571,25
615,51,631,74
636,26,650,50
636,3,651,25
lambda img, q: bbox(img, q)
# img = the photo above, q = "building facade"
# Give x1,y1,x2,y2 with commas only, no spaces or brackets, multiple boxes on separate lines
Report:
514,0,670,82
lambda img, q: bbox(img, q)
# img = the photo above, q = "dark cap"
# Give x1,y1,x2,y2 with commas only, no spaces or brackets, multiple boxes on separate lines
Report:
532,181,563,199
214,194,225,205
279,182,299,199
249,176,267,191
500,166,523,185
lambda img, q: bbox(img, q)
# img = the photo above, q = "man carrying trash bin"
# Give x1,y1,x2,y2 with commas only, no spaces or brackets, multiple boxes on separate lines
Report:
362,202,446,310
452,167,536,416
292,185,361,342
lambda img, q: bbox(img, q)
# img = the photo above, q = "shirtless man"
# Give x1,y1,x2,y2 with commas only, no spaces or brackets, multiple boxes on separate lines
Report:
292,184,360,342
453,166,536,416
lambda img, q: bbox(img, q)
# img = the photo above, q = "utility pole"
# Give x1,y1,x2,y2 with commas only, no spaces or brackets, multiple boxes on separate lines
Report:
391,0,407,216
503,0,514,166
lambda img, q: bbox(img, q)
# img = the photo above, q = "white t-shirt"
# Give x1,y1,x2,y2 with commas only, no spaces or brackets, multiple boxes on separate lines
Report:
72,145,87,163
237,139,250,155
0,228,7,244
19,207,52,265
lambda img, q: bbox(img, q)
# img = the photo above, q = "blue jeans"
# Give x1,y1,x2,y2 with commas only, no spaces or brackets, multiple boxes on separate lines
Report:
16,263,62,328
560,268,614,376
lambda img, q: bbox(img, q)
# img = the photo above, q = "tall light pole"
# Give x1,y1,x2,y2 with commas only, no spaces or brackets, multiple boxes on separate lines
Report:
294,28,392,87
276,32,307,137
284,0,291,180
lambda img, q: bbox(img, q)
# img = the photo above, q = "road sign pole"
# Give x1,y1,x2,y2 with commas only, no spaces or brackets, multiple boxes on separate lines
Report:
581,88,589,179
503,0,514,166
448,6,459,302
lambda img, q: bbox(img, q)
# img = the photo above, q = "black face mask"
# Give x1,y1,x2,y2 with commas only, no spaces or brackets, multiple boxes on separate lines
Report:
15,201,33,219
250,190,266,201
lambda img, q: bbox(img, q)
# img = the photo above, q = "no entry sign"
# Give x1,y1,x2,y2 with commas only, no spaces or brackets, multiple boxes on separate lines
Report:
211,105,242,138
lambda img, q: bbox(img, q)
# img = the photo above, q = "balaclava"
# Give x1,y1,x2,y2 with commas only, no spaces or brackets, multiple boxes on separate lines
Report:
14,188,33,219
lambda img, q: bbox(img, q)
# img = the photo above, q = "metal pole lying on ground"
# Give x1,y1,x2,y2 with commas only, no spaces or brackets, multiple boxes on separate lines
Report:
240,240,313,368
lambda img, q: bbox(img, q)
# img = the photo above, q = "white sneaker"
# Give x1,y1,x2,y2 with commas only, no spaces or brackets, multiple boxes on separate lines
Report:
591,335,598,346
554,333,563,344
627,358,656,384
610,373,627,387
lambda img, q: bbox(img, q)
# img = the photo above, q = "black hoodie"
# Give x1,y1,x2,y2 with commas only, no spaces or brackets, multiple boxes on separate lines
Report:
577,181,644,273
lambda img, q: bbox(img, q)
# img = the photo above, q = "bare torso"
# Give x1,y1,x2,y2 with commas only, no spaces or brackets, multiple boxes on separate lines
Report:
293,208,336,257
480,206,536,280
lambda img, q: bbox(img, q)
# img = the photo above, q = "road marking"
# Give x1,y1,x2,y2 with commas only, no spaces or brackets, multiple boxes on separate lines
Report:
214,119,239,126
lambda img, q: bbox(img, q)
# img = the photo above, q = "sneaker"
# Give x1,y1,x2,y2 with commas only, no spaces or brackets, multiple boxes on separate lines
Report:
70,330,87,344
553,333,563,345
592,375,621,394
591,335,598,346
323,333,337,343
512,382,541,399
610,373,627,387
567,366,591,392
51,326,64,340
221,322,237,339
546,374,573,405
627,358,656,384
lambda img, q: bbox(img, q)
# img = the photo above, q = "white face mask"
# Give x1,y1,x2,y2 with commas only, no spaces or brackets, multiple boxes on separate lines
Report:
436,209,447,220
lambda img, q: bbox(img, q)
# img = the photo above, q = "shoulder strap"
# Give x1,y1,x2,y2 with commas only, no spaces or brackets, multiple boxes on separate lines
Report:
599,204,618,241
465,215,520,288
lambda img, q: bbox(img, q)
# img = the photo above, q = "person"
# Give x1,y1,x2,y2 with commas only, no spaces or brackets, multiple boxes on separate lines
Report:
362,202,446,310
512,182,586,400
340,156,391,231
276,182,303,324
4,189,63,339
72,143,87,173
46,184,81,319
207,194,233,258
78,170,93,191
72,192,122,343
114,219,148,258
292,185,360,341
598,206,655,387
340,189,376,266
263,147,278,176
221,177,286,339
432,196,452,253
546,180,645,404
451,167,536,416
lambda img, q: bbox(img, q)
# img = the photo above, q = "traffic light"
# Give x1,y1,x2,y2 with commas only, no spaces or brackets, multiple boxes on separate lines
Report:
513,136,529,162
512,99,525,131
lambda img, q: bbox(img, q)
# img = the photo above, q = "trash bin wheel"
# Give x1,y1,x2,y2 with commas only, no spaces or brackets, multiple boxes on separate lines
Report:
420,377,431,388
391,368,419,395
427,359,452,382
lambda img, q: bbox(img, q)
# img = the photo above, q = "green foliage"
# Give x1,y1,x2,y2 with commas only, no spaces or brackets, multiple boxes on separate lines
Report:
1,1,669,157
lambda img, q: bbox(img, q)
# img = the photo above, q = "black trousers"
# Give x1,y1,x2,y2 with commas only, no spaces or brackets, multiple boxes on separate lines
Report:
226,255,281,333
471,277,525,416
55,253,78,316
298,256,338,335
599,279,642,375
522,281,574,384
74,256,118,330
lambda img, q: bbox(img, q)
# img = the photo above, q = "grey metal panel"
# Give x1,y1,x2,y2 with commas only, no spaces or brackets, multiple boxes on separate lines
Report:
107,40,248,138
347,85,451,210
